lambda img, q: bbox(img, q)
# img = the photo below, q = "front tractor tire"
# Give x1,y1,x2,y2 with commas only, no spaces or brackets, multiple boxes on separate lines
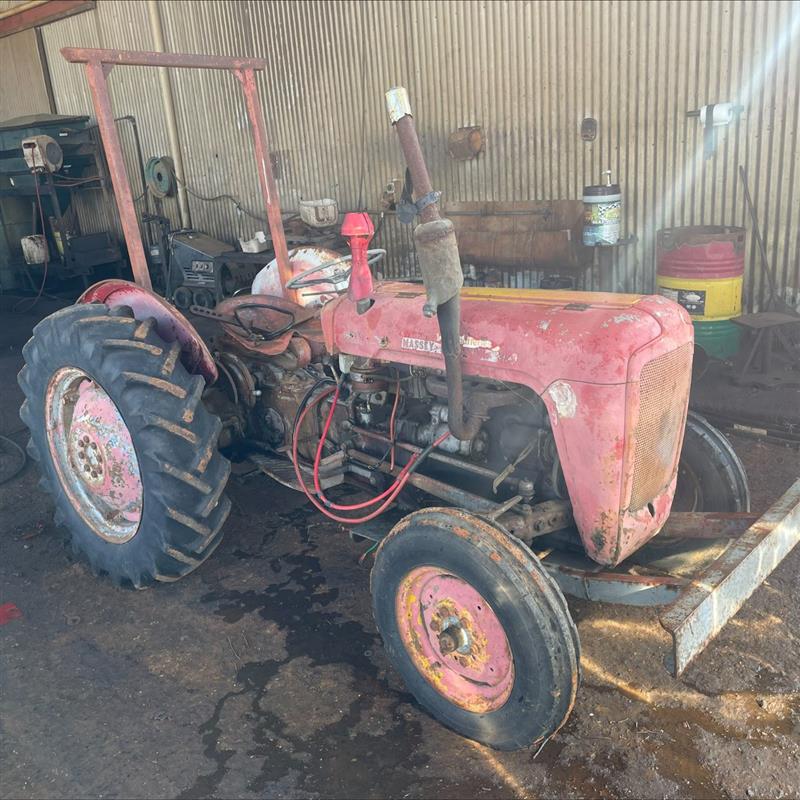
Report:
371,508,580,750
18,304,231,588
673,411,750,513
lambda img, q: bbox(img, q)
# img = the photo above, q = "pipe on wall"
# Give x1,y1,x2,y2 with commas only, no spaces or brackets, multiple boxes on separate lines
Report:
146,0,191,229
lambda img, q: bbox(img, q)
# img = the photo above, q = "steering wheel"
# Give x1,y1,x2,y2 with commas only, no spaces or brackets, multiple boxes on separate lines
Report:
284,249,387,290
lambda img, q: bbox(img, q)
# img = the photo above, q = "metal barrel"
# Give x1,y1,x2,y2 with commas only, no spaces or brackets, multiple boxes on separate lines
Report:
657,226,746,362
656,226,745,320
692,319,742,361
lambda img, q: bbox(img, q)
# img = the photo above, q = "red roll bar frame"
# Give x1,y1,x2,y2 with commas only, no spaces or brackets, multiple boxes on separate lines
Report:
61,47,293,298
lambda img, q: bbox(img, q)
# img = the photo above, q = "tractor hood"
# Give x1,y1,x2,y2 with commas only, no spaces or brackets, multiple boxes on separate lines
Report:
322,284,695,567
321,284,692,390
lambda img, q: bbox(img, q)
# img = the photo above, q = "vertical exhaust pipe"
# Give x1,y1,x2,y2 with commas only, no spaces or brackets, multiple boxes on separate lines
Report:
385,88,474,440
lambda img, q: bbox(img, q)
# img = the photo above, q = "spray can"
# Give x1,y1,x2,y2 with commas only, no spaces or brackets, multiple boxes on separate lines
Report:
583,170,621,246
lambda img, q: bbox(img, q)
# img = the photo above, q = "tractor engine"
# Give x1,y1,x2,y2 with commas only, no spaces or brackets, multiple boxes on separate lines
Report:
248,359,563,503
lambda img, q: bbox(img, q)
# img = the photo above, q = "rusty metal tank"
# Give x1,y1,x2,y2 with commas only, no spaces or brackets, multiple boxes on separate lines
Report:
656,226,745,320
657,226,746,360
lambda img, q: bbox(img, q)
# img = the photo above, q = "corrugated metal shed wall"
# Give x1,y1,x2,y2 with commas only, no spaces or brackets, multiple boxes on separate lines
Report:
39,0,800,309
0,29,51,121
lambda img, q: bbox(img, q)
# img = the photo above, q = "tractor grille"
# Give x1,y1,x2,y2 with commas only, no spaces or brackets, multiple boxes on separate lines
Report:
629,344,693,510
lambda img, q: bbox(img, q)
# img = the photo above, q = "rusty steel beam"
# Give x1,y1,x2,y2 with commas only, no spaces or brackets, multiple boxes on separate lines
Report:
540,560,687,607
350,425,506,482
660,478,800,676
82,59,151,290
234,67,296,303
0,1,94,39
658,511,760,540
61,47,266,71
61,47,295,301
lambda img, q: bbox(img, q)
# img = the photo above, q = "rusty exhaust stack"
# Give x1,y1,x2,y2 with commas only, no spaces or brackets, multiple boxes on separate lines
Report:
386,87,473,440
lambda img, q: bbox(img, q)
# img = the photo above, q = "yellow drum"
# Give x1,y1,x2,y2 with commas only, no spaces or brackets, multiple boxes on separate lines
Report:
656,273,743,320
656,226,745,321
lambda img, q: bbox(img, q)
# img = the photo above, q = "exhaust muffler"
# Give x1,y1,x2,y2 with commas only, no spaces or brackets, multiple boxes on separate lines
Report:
386,87,474,441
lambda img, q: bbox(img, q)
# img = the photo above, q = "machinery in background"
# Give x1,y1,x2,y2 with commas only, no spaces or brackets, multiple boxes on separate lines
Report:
0,114,124,291
141,153,345,308
149,219,346,310
166,230,262,309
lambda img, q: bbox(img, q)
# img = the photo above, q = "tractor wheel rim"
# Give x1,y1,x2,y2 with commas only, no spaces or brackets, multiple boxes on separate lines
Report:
45,367,143,543
396,566,514,713
674,462,702,512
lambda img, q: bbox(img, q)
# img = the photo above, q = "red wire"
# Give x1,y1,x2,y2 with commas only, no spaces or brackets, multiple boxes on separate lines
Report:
311,384,415,510
291,391,412,523
291,384,447,524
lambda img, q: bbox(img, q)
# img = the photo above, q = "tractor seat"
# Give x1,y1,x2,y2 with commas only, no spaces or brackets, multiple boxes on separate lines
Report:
212,294,326,362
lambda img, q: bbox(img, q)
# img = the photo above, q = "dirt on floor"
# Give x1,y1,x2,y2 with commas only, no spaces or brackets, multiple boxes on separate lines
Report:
1,302,799,800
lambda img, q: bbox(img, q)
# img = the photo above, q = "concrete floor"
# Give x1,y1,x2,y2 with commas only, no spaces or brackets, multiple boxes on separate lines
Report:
1,302,799,800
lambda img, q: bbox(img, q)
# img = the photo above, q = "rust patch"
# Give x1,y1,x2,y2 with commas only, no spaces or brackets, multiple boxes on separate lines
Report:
161,461,211,492
195,441,215,474
165,545,198,566
76,316,135,328
181,381,203,423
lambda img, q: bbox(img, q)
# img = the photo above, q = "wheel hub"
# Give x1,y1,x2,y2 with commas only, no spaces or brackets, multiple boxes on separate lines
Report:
72,432,105,484
438,620,470,655
396,566,515,713
45,368,143,543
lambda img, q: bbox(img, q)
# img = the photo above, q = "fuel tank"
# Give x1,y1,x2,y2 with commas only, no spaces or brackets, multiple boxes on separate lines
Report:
321,284,695,565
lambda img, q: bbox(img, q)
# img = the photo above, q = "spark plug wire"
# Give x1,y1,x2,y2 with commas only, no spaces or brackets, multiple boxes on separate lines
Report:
290,383,447,524
311,383,415,510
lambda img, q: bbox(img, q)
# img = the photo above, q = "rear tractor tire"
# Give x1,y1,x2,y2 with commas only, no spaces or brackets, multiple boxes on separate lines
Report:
18,303,231,587
371,508,579,750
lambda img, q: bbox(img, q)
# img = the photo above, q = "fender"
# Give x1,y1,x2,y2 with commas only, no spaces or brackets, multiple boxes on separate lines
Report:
78,280,217,383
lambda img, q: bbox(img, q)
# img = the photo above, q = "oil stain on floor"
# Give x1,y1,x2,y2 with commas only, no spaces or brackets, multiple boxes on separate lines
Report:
1,305,799,799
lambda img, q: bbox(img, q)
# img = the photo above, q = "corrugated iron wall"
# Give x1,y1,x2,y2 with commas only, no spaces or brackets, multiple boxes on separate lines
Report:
38,0,800,309
0,28,52,121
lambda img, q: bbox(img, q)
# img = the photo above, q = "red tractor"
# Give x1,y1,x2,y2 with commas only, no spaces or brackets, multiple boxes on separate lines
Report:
19,51,799,751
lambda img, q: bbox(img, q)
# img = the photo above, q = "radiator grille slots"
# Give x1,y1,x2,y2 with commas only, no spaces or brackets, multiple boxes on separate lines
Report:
629,344,693,510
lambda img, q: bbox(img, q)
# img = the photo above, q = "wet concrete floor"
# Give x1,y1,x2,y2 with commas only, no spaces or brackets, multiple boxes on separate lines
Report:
1,302,799,799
